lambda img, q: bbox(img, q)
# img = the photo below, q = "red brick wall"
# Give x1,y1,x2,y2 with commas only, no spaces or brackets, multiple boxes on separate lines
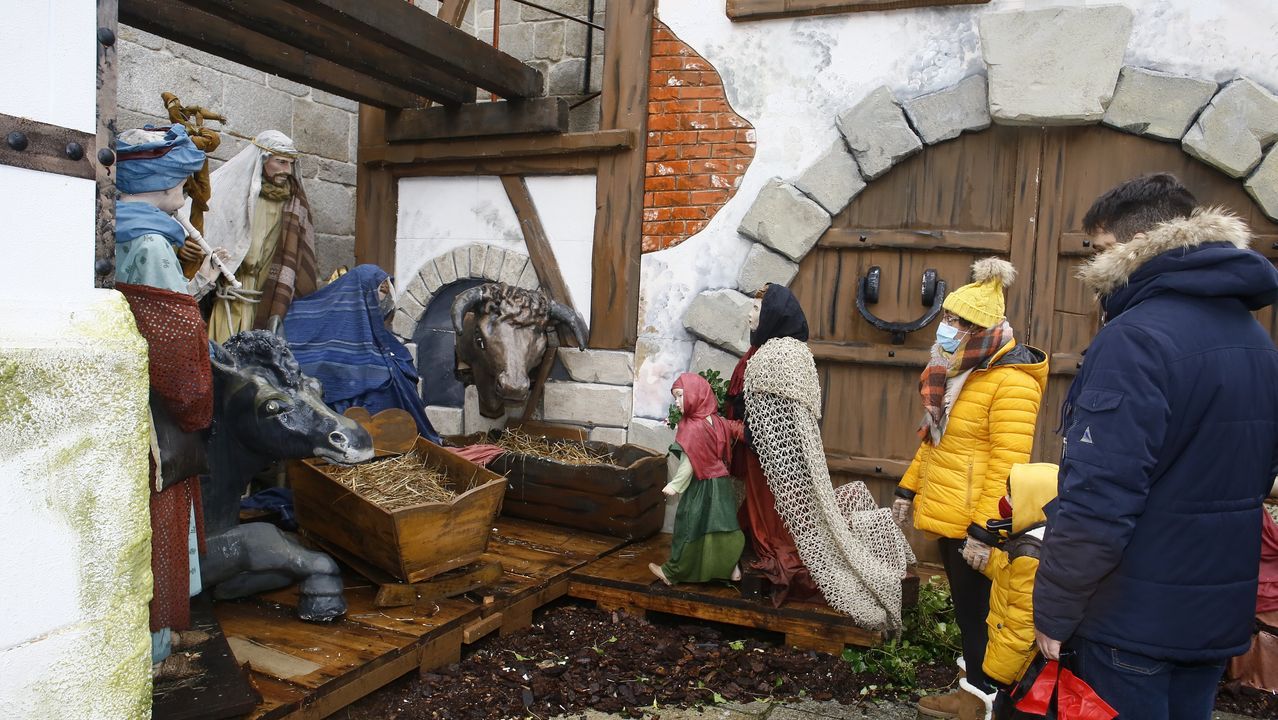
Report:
643,21,756,253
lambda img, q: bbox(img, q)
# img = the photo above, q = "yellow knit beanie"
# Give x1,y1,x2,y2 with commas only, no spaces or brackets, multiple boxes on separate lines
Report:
942,257,1016,329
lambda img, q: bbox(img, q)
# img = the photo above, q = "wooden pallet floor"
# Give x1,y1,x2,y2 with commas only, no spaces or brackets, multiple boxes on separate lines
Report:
212,518,627,720
566,532,888,654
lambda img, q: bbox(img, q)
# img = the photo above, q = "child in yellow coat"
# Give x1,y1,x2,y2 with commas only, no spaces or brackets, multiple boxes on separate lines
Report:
965,462,1059,720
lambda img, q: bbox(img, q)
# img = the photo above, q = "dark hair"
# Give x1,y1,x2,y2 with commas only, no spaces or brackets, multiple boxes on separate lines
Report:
1082,173,1197,242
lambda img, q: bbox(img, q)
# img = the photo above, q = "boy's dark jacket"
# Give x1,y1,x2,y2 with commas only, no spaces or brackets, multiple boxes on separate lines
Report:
1034,208,1278,663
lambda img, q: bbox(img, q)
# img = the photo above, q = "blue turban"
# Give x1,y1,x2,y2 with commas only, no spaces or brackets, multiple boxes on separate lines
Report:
115,124,206,195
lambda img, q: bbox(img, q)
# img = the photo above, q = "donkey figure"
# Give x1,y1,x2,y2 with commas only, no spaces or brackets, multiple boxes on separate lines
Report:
155,330,373,621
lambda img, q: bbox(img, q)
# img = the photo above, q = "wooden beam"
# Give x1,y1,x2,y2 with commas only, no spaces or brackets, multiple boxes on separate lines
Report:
386,98,569,142
173,0,476,106
820,229,1012,253
0,112,96,181
389,154,599,178
501,176,575,310
590,2,656,349
361,129,633,166
355,106,398,271
282,0,544,99
120,0,423,109
96,0,119,287
437,0,472,27
726,0,991,22
808,340,931,368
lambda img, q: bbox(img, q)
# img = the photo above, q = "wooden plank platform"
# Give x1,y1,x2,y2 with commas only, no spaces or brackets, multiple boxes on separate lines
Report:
566,532,887,655
210,518,626,720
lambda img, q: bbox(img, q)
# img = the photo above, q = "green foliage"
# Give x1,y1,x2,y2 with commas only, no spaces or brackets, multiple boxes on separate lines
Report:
841,578,962,688
667,369,731,428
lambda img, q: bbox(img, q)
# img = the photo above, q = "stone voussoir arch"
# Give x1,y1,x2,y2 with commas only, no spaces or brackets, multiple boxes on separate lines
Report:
390,242,539,342
683,4,1278,356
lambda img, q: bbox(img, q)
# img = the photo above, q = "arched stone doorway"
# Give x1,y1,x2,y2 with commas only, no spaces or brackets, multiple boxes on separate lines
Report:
788,124,1278,562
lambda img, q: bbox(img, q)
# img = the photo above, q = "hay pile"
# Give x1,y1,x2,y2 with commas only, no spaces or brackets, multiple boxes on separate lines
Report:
495,428,612,466
327,450,478,511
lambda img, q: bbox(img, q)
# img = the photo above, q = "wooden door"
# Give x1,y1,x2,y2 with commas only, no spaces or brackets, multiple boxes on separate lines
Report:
790,126,1043,562
793,123,1278,564
1029,126,1278,461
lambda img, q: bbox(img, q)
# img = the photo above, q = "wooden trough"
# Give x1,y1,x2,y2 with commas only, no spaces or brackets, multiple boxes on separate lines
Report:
291,437,506,583
449,421,667,540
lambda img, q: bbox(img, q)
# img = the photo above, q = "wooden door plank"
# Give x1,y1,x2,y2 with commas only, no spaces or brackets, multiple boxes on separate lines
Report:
589,2,656,349
390,154,600,177
1027,129,1068,353
1007,128,1045,342
387,98,569,142
808,340,931,367
362,128,633,166
119,0,421,109
176,0,476,105
283,0,543,99
727,0,991,22
820,229,1011,253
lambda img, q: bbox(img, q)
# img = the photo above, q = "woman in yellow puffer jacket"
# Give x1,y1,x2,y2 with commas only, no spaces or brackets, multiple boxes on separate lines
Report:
980,463,1058,718
892,258,1048,720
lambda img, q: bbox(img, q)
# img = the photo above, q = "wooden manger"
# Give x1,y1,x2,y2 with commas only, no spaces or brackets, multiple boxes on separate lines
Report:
291,437,506,583
448,421,667,540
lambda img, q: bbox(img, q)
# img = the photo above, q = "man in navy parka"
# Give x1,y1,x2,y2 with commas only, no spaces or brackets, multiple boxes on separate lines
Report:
1033,173,1278,717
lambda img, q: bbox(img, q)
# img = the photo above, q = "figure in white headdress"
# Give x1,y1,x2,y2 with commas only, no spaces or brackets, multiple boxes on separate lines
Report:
191,130,317,343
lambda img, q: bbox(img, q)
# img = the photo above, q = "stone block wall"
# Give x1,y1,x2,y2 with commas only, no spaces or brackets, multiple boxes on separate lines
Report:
461,0,606,132
643,21,756,252
116,25,358,280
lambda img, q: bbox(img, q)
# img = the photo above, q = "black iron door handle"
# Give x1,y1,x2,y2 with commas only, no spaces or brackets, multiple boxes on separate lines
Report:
855,266,947,345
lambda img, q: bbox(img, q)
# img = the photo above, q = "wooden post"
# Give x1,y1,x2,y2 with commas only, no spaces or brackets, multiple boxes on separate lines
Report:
96,0,118,287
589,0,656,349
355,107,398,272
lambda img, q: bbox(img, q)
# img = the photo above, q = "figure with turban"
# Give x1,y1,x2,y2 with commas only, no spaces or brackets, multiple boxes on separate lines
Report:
113,124,215,677
192,130,318,343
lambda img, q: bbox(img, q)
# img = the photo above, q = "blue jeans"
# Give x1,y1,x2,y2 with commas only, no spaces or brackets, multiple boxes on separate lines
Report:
1066,636,1225,720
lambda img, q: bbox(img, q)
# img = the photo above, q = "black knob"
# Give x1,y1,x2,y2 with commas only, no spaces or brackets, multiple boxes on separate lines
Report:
7,132,28,151
887,350,895,358
97,148,115,166
1271,242,1278,251
874,466,883,473
98,28,116,46
65,142,84,161
95,258,114,275
1082,239,1092,248
859,234,868,242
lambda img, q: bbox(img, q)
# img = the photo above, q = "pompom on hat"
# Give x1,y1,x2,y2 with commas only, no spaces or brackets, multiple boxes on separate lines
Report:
942,257,1016,329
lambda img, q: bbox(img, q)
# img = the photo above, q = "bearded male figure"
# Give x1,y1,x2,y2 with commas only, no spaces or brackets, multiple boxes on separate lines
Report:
192,130,318,343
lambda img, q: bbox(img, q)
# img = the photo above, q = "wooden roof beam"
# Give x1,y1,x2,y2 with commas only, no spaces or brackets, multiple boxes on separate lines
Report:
385,98,568,142
120,0,423,109
282,0,545,100
177,0,476,107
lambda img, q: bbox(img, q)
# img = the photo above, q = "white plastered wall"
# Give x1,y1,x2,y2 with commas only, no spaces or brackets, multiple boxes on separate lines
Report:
0,2,153,717
632,0,1278,420
396,174,597,322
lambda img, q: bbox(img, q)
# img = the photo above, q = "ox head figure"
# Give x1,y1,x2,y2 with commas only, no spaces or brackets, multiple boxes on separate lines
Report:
211,331,375,466
452,283,589,418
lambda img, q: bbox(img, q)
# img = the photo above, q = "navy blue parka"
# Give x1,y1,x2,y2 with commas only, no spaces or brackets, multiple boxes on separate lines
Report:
1034,209,1278,663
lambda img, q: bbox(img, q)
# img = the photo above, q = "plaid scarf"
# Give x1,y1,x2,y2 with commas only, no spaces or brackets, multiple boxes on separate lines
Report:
254,177,317,328
918,320,1013,443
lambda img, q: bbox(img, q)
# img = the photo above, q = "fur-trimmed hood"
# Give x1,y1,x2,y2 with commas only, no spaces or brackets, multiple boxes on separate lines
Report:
1077,207,1278,319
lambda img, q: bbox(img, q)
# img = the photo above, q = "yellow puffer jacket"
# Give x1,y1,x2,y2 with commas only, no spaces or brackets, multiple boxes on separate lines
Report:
981,463,1058,685
898,340,1048,539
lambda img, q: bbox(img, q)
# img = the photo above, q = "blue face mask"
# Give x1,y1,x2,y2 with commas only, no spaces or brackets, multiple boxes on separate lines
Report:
936,322,964,353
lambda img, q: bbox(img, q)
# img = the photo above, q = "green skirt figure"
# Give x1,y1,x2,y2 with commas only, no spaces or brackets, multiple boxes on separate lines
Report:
649,373,745,585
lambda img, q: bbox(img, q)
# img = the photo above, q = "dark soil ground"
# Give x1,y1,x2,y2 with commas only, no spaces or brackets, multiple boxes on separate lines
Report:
331,599,1278,720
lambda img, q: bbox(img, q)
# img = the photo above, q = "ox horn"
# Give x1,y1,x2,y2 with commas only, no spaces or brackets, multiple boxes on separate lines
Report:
451,285,490,333
549,300,589,350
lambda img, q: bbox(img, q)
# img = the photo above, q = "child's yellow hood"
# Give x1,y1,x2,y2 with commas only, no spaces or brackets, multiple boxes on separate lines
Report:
1009,463,1058,534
